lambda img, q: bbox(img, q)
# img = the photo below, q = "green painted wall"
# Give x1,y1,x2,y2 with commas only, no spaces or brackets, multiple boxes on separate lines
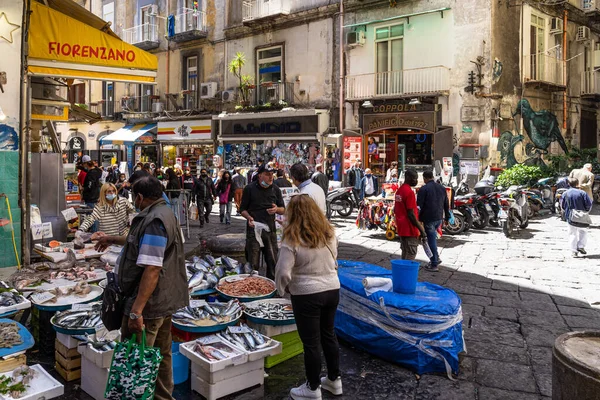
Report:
0,151,21,268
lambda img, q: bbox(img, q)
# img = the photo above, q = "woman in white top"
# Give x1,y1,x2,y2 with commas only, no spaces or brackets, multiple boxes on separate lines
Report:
275,193,342,400
79,183,135,236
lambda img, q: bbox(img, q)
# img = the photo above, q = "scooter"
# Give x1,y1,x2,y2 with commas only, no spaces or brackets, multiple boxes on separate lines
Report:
593,175,600,204
498,186,530,238
525,177,555,217
326,187,355,219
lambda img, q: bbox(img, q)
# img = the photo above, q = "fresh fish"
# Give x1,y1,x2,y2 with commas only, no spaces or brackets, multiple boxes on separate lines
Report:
187,264,200,274
242,332,256,349
56,249,77,270
52,302,103,330
204,255,216,266
213,266,225,279
196,260,211,272
206,274,219,288
192,256,200,263
243,263,253,274
188,271,205,289
191,281,211,292
222,256,236,271
172,300,241,327
244,302,295,321
233,265,244,275
0,322,23,348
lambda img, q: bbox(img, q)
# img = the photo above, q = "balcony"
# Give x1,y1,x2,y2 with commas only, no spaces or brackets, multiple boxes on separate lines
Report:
168,10,208,43
242,0,290,24
255,82,295,105
123,23,160,50
581,70,600,100
345,67,451,101
522,54,566,90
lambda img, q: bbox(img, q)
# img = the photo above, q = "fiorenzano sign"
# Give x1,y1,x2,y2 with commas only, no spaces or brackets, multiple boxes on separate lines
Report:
48,42,136,62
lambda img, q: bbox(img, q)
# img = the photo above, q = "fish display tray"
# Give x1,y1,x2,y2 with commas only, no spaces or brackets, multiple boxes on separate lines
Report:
180,338,248,373
0,297,31,316
0,364,64,400
31,285,103,311
0,319,35,358
191,368,264,400
219,333,282,362
51,316,101,335
216,275,276,302
243,298,296,326
172,310,242,333
264,330,304,369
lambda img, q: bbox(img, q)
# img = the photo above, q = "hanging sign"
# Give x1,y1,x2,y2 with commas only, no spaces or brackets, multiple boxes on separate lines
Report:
157,120,212,141
31,222,53,240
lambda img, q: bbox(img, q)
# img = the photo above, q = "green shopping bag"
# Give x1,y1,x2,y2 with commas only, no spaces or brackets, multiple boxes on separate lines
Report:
105,329,163,400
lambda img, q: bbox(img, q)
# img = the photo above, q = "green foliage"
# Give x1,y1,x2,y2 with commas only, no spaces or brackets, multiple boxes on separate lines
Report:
496,164,548,187
546,147,600,174
228,52,254,105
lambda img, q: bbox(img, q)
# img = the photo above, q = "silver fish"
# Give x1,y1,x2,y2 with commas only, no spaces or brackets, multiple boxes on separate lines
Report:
222,257,236,271
204,255,216,266
233,265,244,275
188,271,205,289
243,263,253,274
206,274,219,288
213,266,225,279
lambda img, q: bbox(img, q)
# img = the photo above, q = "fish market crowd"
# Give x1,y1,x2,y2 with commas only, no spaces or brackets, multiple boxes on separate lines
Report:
0,166,349,400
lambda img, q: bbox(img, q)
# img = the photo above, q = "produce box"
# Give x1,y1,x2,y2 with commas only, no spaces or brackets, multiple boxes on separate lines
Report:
0,354,26,373
80,357,109,400
191,358,263,385
54,361,81,382
54,350,81,370
0,364,64,400
190,368,264,400
265,330,303,369
179,336,248,373
78,343,114,369
246,320,297,337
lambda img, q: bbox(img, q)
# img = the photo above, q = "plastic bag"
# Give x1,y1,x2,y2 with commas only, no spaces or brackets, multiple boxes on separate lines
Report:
189,202,199,221
105,329,163,400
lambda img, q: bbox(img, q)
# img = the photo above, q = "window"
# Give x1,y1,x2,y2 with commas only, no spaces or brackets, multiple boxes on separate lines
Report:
375,24,403,96
184,56,198,109
128,84,154,112
177,0,202,32
68,83,86,105
530,14,545,80
102,2,114,28
102,81,114,118
257,45,283,84
140,5,157,41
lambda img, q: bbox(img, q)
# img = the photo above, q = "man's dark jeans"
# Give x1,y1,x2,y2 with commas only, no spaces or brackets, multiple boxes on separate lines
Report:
424,220,442,266
197,199,212,225
245,228,278,279
291,289,341,391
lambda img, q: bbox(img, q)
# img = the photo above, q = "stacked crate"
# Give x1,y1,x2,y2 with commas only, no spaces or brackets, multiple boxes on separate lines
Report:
54,333,81,381
78,343,115,400
246,321,303,369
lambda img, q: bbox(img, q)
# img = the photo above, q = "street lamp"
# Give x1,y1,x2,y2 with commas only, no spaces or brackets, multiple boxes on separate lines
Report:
361,101,373,108
409,98,421,105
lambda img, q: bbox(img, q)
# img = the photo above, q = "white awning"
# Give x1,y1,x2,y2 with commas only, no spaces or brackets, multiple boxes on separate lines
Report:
100,124,157,145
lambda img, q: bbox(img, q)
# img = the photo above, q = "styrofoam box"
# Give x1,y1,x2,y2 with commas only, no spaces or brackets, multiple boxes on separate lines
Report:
180,338,247,373
223,335,282,362
191,368,264,400
246,320,297,337
56,333,81,349
78,344,114,369
0,364,64,400
80,357,109,400
0,296,31,316
191,358,263,384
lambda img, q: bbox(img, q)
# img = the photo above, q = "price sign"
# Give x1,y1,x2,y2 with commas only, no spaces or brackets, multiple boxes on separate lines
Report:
61,208,78,221
189,300,207,308
31,292,56,304
72,303,94,311
31,222,53,240
228,326,251,334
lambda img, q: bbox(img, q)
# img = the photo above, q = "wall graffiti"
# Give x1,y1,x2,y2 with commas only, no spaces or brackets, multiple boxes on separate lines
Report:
498,99,568,168
0,121,18,151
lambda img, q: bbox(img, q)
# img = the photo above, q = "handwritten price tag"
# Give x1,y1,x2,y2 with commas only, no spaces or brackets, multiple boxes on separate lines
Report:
31,292,55,304
189,300,207,308
72,303,94,311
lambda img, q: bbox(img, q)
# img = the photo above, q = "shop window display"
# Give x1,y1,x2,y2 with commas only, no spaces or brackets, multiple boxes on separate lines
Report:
162,144,214,176
225,142,321,171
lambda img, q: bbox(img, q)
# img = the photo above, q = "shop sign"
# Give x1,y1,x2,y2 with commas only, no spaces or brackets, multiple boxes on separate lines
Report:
68,137,85,151
88,130,96,139
462,125,473,133
343,136,362,171
363,112,436,135
370,102,435,114
157,120,212,141
221,115,319,136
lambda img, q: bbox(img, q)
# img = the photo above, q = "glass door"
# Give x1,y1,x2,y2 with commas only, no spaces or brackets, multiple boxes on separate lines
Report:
186,56,198,109
375,25,404,96
530,15,545,81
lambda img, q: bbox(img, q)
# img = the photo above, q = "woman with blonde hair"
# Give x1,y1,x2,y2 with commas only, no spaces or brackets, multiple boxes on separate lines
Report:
78,183,135,236
275,194,342,400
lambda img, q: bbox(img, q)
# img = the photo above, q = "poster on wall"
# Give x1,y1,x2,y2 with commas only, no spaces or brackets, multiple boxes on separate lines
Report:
460,160,480,176
343,137,362,171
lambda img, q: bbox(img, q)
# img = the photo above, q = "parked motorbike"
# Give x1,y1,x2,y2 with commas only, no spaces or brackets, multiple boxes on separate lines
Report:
525,177,555,217
454,194,489,230
443,209,467,235
593,175,600,204
553,177,569,221
474,177,499,227
498,186,530,238
326,187,355,219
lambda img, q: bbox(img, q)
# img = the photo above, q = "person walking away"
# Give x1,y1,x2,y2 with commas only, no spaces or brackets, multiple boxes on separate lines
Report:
78,183,135,236
360,168,379,200
347,160,363,205
240,165,285,279
570,164,595,200
193,168,216,227
417,170,451,271
395,169,426,260
165,168,182,222
275,194,342,400
82,158,103,209
94,176,188,400
216,171,234,224
561,178,593,257
274,169,293,188
290,163,326,214
311,164,329,196
232,168,247,215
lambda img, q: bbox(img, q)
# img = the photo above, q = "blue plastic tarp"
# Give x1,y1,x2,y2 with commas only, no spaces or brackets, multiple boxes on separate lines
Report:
335,260,464,377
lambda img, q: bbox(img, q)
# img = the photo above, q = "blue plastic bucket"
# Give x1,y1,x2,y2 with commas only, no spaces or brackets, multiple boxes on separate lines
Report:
172,342,190,385
391,260,420,294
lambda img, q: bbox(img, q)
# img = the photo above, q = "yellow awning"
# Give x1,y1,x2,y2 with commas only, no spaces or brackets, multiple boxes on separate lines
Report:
28,1,157,83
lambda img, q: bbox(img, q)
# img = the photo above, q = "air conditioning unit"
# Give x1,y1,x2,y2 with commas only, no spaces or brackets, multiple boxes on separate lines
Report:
222,90,236,103
200,82,218,99
550,17,563,34
347,30,366,47
149,4,158,15
577,26,591,41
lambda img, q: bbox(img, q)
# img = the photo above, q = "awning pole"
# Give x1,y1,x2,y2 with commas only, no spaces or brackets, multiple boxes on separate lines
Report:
20,0,31,267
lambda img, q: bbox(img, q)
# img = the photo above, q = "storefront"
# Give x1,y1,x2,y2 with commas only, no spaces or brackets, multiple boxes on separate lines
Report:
157,119,215,175
360,102,453,181
100,124,158,173
215,110,330,173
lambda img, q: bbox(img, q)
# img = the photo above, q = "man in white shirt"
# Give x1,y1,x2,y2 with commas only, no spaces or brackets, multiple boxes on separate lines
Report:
290,163,326,214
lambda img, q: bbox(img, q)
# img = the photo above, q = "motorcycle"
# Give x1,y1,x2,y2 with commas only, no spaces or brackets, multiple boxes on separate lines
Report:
554,177,569,221
326,187,355,219
474,177,499,227
443,209,467,235
498,186,530,238
525,177,555,217
454,194,489,230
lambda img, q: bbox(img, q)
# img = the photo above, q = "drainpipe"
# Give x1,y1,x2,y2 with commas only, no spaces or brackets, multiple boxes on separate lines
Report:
563,10,567,131
339,0,344,134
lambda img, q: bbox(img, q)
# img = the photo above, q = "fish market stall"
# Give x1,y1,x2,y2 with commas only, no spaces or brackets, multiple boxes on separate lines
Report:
51,302,103,335
186,255,253,297
172,300,243,333
0,365,64,400
29,282,103,312
0,284,31,319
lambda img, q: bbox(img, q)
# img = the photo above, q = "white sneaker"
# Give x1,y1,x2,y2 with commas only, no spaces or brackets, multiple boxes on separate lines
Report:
290,382,322,400
321,376,343,396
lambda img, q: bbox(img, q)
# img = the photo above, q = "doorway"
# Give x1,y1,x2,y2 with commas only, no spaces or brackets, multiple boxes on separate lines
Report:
580,110,598,149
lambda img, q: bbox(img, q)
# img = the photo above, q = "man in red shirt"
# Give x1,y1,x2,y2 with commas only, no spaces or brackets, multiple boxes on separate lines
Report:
394,169,426,260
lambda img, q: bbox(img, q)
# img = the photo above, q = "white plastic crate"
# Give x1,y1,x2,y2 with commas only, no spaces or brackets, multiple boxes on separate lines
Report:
80,357,109,400
0,364,64,400
78,344,114,369
246,320,297,337
180,337,247,373
55,333,81,349
222,334,282,362
191,358,263,384
191,368,264,400
0,296,31,316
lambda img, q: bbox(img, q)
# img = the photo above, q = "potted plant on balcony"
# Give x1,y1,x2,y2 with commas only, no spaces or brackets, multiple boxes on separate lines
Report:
228,52,254,107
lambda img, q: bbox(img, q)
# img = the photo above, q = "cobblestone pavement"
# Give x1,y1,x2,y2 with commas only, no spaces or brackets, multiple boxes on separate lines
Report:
58,205,600,400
